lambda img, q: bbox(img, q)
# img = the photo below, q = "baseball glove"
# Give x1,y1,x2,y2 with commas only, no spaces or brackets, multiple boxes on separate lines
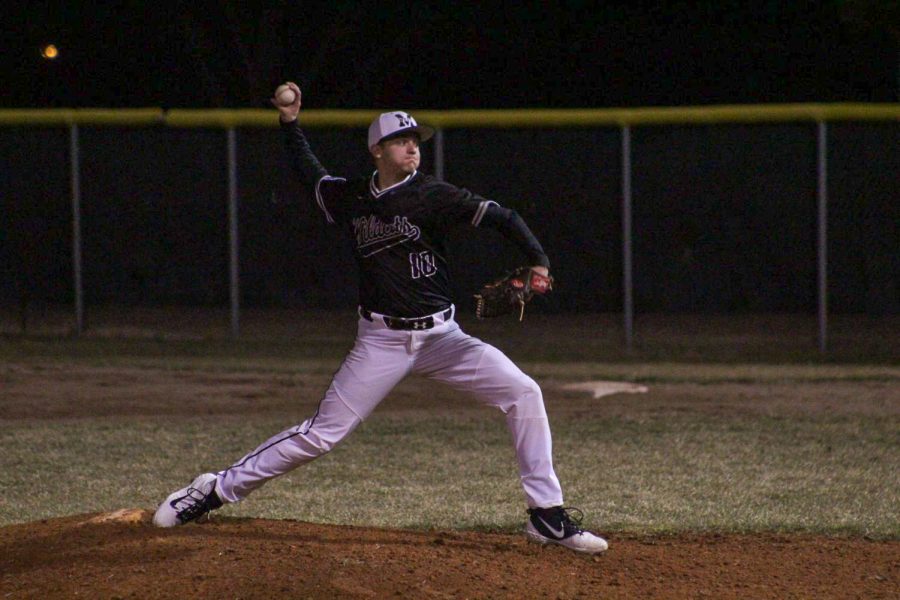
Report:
474,267,553,321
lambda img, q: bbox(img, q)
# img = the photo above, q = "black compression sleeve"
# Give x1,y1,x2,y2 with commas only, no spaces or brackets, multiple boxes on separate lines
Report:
479,204,550,268
280,119,328,187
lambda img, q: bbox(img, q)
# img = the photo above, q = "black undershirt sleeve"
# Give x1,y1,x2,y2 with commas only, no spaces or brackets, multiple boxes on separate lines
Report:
479,204,551,269
280,119,328,187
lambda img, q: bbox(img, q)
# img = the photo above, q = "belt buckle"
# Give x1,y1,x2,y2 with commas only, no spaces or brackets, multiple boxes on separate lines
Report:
385,315,434,330
410,317,434,330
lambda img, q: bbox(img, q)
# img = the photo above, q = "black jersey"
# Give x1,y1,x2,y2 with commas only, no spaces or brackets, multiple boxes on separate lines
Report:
317,171,498,316
282,120,549,318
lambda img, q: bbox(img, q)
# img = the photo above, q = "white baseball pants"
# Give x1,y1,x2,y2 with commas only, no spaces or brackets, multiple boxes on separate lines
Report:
215,308,564,509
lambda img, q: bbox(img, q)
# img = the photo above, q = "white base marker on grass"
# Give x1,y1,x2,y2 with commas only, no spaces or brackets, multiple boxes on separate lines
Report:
561,381,649,399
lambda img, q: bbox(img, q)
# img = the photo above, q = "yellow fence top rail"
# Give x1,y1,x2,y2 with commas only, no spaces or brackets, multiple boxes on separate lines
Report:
0,108,164,126
0,104,897,128
163,109,376,128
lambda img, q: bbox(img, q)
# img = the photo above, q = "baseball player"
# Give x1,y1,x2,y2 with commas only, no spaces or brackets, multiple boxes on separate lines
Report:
152,82,608,554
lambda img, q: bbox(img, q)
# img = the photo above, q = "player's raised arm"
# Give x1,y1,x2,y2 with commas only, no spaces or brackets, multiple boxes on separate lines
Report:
274,82,331,201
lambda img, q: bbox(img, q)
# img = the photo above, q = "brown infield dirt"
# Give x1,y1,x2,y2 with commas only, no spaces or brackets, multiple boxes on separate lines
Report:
1,512,898,599
2,363,899,599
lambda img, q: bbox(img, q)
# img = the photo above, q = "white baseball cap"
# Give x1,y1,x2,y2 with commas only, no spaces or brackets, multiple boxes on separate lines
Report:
367,111,434,148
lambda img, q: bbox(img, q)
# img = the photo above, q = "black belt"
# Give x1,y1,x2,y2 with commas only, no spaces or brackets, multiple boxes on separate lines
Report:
361,307,452,331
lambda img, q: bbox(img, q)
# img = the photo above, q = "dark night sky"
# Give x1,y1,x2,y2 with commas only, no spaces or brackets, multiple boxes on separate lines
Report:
2,1,898,110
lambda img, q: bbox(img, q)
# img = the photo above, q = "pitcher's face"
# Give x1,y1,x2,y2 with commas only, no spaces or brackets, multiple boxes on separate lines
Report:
373,134,421,174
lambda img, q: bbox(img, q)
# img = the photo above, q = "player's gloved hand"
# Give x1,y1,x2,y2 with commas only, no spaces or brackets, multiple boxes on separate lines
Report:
272,81,302,123
474,266,553,321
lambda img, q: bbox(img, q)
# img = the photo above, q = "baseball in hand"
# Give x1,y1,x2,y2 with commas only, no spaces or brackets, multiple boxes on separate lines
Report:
275,84,297,106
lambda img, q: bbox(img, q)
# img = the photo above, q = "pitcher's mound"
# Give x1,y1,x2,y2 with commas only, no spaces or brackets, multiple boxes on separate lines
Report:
2,514,897,599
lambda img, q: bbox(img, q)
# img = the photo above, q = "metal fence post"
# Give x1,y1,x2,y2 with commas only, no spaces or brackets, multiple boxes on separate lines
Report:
433,127,445,181
622,125,634,351
817,121,828,354
70,123,84,336
227,128,240,338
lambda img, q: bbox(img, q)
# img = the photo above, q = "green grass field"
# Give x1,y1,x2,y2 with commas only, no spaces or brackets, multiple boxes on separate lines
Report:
1,310,898,537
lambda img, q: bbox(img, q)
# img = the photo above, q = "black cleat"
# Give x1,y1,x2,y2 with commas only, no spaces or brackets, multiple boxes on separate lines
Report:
525,506,608,554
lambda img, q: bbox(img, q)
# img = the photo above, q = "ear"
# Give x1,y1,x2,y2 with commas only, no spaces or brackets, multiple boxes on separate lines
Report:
369,144,382,159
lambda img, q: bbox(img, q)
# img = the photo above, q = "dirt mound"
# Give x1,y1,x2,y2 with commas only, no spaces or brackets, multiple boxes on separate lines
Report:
1,512,897,599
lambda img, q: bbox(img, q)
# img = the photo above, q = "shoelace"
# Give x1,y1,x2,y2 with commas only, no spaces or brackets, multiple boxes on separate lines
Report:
556,506,586,534
175,485,213,523
529,506,587,536
536,506,584,537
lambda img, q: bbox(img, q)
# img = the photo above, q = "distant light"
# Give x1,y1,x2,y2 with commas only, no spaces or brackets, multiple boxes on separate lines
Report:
41,44,59,59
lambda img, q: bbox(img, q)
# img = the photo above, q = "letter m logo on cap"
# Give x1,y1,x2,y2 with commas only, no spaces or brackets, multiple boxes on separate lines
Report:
394,113,415,128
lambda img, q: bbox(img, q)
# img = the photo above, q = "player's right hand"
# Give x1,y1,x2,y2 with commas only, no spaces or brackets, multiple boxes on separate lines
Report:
272,81,302,123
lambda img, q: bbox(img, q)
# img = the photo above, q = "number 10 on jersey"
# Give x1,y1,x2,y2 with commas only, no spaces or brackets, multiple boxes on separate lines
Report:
409,251,437,279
